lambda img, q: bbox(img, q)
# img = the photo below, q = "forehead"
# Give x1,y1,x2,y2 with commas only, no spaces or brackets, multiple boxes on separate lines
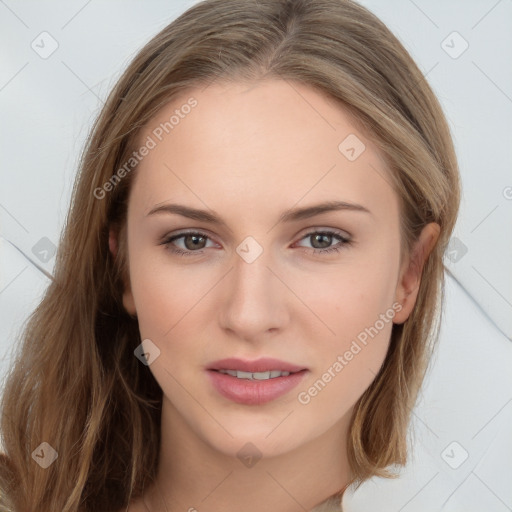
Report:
130,79,397,222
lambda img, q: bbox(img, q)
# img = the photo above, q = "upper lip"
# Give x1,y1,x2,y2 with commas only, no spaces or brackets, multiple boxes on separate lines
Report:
207,357,307,373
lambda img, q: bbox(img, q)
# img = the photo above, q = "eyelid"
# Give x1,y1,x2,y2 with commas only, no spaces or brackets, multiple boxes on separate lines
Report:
295,226,351,241
159,227,219,244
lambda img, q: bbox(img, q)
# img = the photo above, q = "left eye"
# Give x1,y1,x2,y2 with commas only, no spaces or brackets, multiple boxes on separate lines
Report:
161,230,351,257
295,230,351,254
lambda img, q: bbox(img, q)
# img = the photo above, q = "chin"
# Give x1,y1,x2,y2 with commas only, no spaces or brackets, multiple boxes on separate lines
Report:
195,416,309,460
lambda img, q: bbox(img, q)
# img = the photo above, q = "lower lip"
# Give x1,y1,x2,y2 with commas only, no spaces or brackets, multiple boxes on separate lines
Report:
206,369,308,405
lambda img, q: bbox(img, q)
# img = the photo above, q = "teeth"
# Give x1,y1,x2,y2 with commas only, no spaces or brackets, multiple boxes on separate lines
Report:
217,369,292,380
253,371,270,380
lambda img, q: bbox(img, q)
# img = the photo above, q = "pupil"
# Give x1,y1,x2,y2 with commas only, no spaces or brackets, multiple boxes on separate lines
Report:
186,235,205,250
314,234,331,248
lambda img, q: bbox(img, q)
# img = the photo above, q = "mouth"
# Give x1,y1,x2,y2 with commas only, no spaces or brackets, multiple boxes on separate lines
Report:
206,357,309,405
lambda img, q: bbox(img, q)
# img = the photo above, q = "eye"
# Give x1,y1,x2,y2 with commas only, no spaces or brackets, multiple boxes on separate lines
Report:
160,229,351,257
161,231,215,257
294,229,351,255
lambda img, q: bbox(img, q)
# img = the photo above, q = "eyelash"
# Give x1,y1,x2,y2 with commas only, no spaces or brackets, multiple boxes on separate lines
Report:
160,229,351,257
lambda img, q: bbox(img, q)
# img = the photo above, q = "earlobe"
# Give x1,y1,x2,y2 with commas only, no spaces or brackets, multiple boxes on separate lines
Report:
122,290,137,316
393,222,440,324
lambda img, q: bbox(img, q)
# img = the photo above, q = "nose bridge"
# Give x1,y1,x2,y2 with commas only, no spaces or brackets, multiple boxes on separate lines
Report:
219,242,285,337
232,247,272,296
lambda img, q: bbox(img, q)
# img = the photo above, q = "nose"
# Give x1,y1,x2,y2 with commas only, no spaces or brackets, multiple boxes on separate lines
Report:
218,247,289,342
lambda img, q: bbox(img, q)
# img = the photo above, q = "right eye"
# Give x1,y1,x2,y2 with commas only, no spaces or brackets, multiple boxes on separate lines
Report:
161,231,216,257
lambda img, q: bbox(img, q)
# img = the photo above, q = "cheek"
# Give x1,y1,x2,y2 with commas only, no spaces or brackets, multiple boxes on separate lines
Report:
297,267,396,413
128,241,212,336
128,256,209,383
293,244,399,401
300,248,399,343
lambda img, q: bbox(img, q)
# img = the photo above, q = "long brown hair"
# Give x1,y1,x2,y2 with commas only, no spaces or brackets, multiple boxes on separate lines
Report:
0,0,460,510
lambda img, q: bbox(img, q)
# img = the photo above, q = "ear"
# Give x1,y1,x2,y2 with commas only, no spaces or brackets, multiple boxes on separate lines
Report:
109,227,137,316
393,222,440,324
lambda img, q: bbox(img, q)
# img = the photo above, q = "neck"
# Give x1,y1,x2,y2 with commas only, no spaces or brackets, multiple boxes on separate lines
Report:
143,396,352,512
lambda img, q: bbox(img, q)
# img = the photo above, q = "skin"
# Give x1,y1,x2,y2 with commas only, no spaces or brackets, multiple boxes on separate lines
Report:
110,79,439,512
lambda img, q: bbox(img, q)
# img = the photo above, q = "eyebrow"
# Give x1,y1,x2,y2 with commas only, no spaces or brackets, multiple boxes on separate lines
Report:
146,200,372,228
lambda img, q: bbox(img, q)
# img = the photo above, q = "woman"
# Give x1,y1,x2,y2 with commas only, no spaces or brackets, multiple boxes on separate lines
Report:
0,0,460,510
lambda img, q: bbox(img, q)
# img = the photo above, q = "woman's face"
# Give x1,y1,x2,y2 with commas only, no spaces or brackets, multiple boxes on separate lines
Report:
118,79,427,459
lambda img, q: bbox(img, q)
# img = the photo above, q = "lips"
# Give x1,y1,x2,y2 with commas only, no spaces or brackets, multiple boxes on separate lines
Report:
207,357,306,374
206,357,309,405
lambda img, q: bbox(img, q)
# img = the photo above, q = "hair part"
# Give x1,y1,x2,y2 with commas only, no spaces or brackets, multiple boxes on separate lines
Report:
0,0,460,510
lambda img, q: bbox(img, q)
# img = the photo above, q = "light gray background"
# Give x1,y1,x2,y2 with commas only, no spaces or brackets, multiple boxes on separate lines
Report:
0,1,511,510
